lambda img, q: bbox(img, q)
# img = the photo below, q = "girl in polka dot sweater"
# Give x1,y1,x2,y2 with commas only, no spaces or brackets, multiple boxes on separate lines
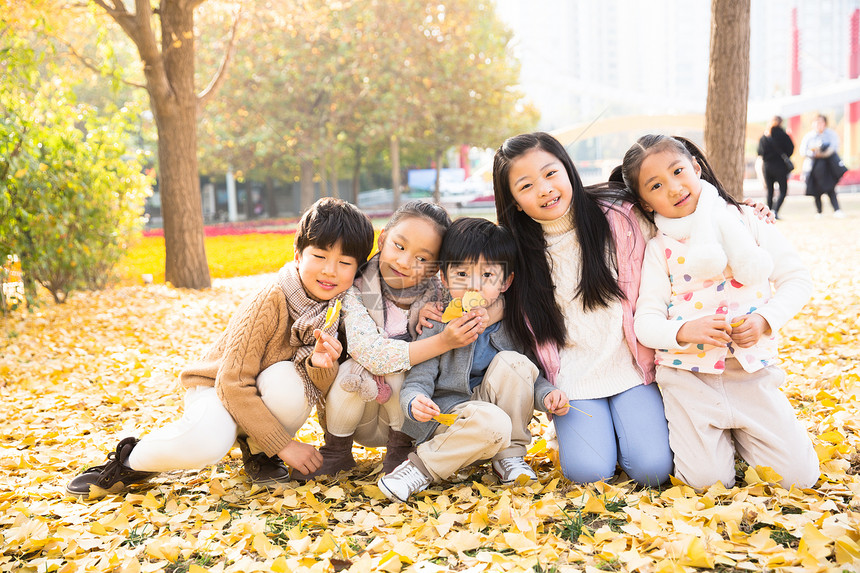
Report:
621,134,819,491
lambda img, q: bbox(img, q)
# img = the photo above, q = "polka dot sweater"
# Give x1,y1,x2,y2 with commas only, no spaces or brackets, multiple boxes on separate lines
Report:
634,206,812,375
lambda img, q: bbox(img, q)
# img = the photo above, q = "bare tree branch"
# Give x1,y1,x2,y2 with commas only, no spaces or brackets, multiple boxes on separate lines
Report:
54,35,148,90
91,0,171,101
197,8,242,113
91,0,139,43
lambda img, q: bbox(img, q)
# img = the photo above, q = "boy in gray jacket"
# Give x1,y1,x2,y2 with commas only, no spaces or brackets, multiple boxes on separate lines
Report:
378,218,569,502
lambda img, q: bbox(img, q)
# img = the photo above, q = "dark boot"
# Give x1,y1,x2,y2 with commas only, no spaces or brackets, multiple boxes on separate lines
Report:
237,436,291,486
291,431,356,481
66,437,157,498
382,430,415,474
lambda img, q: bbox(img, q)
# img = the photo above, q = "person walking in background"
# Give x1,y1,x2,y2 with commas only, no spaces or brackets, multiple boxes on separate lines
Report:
800,114,846,218
757,116,794,219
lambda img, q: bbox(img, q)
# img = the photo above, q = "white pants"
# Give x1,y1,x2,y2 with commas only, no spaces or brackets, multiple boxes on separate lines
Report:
324,359,406,447
128,361,313,472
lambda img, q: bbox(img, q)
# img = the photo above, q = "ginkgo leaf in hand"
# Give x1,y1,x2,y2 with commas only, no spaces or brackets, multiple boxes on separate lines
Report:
433,413,458,426
461,290,486,311
440,298,463,322
323,299,342,329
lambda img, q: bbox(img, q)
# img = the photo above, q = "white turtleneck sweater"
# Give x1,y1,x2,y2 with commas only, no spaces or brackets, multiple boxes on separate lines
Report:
539,214,643,400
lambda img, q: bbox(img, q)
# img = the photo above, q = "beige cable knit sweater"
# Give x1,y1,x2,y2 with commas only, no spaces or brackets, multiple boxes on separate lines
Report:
180,282,337,457
540,216,643,400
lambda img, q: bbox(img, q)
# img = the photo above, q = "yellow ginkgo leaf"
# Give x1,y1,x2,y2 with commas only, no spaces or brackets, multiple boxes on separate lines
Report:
433,413,458,426
461,290,486,311
440,298,463,322
323,298,342,329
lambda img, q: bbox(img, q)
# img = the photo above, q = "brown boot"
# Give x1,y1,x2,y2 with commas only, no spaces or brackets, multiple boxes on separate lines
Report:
237,436,291,486
291,431,356,482
382,430,415,474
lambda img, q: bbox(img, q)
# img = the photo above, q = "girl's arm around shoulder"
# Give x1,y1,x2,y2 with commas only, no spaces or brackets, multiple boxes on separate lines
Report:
408,311,484,365
633,238,688,350
341,286,411,376
743,209,813,332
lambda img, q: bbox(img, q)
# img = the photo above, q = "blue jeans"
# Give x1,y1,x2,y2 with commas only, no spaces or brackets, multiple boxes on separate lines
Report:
553,383,672,487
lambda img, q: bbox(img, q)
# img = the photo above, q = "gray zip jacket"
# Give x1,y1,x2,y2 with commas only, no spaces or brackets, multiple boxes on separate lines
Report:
400,318,555,443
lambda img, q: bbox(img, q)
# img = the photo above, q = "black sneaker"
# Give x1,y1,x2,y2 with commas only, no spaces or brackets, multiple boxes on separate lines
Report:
237,436,292,486
66,437,157,498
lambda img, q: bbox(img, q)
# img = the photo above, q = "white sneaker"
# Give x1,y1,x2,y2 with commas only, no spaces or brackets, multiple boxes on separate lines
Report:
378,460,431,502
492,456,536,484
834,210,846,219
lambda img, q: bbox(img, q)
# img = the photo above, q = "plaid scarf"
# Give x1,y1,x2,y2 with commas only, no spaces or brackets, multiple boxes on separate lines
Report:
356,254,443,340
277,262,342,409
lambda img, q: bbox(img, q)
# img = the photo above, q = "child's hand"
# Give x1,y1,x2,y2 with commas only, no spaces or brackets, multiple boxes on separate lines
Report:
441,312,484,348
416,302,444,334
728,314,770,348
676,314,733,347
410,394,440,422
544,389,570,416
278,439,323,475
311,328,342,369
743,199,776,224
469,306,490,334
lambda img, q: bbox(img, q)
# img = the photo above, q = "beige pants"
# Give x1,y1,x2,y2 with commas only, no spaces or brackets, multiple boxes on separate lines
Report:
324,359,406,447
413,351,538,481
658,360,819,490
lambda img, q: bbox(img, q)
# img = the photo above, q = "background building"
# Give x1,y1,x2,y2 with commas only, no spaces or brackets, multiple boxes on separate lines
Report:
495,0,860,165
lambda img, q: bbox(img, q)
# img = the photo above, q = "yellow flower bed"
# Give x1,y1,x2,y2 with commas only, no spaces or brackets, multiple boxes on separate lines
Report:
115,233,297,285
116,231,381,286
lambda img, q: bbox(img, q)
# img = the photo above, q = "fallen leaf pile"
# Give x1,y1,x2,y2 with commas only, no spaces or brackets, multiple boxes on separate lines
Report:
1,214,858,573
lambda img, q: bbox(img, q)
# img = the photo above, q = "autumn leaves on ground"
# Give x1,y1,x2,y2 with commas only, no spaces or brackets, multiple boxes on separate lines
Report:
1,198,859,573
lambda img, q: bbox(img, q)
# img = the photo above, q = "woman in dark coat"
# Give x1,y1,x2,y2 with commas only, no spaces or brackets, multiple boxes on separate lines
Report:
757,115,795,219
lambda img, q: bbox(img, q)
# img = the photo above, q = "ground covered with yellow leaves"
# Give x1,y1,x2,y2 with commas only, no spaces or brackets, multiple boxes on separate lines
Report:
1,198,859,573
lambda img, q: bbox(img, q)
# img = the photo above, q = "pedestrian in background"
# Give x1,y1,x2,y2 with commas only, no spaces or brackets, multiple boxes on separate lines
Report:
800,114,846,218
757,116,794,219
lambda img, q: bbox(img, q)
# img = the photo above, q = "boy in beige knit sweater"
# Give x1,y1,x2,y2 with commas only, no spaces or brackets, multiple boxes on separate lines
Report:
66,198,374,498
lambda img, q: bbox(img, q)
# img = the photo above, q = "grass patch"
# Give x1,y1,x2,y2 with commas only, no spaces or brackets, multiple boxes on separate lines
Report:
121,524,153,548
267,514,303,548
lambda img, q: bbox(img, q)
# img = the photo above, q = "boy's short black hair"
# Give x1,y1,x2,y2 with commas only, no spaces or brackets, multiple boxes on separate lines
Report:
295,197,374,264
439,217,516,279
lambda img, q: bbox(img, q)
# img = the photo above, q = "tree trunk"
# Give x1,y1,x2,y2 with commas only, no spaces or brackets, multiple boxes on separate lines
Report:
390,134,402,209
153,2,210,288
704,0,751,200
433,149,442,205
352,144,362,205
300,158,315,212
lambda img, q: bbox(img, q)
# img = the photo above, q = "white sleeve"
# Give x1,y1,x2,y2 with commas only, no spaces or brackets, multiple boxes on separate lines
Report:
634,237,687,350
743,209,812,332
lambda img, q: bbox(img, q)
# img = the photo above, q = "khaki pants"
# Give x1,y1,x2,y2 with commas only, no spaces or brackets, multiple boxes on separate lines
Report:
658,360,819,490
324,359,406,447
413,351,538,481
